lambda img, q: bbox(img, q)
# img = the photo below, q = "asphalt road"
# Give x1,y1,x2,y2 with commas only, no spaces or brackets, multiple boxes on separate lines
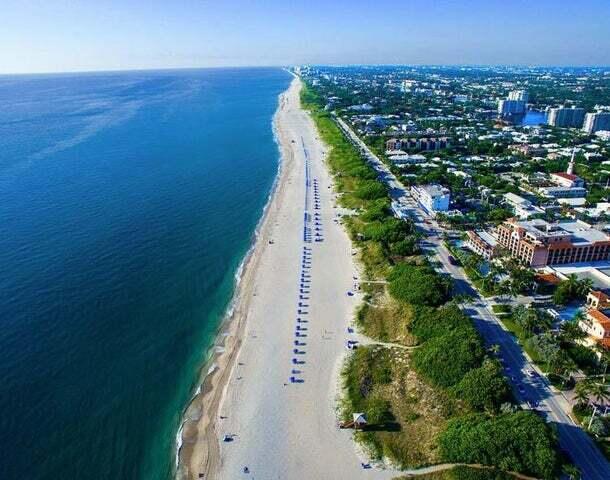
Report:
335,115,610,480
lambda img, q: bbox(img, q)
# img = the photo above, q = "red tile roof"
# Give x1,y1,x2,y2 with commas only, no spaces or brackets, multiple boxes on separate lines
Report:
587,309,610,329
552,172,579,181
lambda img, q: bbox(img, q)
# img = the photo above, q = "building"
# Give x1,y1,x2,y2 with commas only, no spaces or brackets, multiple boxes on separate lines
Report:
495,218,610,267
498,99,527,117
466,230,499,259
579,309,610,349
391,200,410,220
503,192,544,219
498,90,528,118
388,153,426,165
385,137,450,153
410,184,450,216
547,106,585,128
508,90,528,102
549,173,584,189
538,185,586,198
510,144,546,157
583,112,610,134
586,290,610,310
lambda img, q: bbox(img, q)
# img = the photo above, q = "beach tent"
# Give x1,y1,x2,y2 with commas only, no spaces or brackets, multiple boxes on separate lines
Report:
353,413,367,428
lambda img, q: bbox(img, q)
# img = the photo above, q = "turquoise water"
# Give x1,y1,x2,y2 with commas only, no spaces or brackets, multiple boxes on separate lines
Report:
0,68,291,480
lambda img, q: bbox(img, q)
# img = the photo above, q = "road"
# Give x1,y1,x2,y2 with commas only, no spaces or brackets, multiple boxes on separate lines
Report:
334,115,610,480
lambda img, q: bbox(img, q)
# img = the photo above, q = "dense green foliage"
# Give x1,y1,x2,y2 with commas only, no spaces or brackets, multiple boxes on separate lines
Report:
412,324,485,388
410,304,472,341
388,264,451,307
439,412,559,479
451,360,510,412
395,465,523,480
302,79,562,478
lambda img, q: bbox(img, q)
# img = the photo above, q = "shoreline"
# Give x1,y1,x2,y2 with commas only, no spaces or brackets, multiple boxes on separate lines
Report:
176,80,295,479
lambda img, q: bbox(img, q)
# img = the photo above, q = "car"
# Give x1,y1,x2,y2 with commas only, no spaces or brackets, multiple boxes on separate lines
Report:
447,255,460,266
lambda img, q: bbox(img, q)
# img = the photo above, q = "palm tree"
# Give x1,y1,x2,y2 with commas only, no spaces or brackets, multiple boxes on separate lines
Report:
577,278,594,297
574,381,591,407
565,274,580,296
560,319,587,344
589,382,610,406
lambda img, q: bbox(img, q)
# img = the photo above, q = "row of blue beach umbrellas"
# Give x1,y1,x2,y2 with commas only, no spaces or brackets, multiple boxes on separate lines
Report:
290,166,323,383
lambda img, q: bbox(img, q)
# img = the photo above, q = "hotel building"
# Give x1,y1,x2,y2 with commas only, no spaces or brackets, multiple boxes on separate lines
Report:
495,219,610,267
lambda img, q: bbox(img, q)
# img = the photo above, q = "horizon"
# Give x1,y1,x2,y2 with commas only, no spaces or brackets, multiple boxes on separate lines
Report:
2,0,610,75
2,63,610,78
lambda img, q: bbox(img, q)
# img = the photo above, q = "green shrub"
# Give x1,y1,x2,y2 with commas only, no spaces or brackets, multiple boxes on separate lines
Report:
355,180,388,200
412,326,485,387
388,263,451,307
410,304,472,342
439,412,559,479
451,360,511,412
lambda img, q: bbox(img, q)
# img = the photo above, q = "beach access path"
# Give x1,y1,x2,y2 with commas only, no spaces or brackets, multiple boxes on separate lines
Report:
204,79,400,479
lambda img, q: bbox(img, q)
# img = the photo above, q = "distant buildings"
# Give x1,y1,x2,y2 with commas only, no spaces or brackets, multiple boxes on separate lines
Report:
547,106,585,128
539,156,586,198
386,153,427,165
498,90,528,118
583,112,610,134
410,184,450,216
499,99,527,117
495,219,610,267
385,137,451,153
508,90,528,102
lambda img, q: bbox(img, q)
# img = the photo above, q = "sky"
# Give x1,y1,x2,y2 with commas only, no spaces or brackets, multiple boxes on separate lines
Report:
2,0,610,74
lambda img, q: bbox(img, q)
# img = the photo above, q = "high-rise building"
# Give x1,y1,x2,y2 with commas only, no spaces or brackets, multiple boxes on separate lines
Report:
547,106,585,128
498,99,526,116
583,112,610,134
508,90,529,103
498,90,528,118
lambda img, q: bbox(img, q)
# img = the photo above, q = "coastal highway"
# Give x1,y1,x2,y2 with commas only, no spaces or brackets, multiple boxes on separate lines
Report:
334,114,610,479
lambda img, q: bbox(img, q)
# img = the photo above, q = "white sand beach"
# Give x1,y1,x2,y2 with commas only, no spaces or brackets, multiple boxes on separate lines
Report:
178,78,398,480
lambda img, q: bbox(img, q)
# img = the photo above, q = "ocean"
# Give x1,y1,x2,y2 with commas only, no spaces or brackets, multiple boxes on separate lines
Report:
0,67,291,480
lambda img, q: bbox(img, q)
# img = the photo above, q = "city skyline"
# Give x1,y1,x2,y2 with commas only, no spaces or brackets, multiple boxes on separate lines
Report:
2,0,610,74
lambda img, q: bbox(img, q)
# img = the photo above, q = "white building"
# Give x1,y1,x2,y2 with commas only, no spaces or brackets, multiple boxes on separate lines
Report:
508,90,529,102
583,112,610,134
538,186,587,198
391,200,411,220
388,153,426,165
410,184,450,216
503,192,544,219
547,106,585,128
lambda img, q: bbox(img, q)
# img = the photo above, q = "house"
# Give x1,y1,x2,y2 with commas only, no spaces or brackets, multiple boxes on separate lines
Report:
586,291,610,310
579,308,610,350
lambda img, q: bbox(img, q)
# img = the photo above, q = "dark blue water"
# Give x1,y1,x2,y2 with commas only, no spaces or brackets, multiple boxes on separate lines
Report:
520,110,547,126
0,68,291,480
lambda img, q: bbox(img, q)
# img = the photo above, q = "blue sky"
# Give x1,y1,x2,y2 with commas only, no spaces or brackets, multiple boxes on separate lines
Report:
2,0,610,74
